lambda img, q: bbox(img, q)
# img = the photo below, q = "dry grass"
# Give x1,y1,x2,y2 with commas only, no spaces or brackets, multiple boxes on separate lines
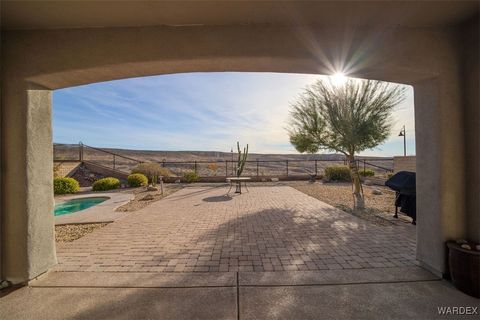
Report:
55,223,108,243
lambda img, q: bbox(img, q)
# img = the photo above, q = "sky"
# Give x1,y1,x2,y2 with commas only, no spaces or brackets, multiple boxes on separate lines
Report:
53,72,415,156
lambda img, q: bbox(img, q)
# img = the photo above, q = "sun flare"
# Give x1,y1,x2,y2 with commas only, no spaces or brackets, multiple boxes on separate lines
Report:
330,72,347,86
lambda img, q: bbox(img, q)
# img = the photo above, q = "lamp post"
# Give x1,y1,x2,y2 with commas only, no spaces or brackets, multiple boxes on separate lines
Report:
398,125,406,156
231,147,234,176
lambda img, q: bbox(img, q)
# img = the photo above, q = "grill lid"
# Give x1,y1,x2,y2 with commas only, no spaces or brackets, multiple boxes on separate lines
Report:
385,171,416,195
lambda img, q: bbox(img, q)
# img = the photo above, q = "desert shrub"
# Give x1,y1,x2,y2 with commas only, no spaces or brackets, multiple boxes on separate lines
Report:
207,163,218,172
359,169,375,177
131,162,172,182
92,177,120,191
324,166,351,182
54,177,80,195
127,173,148,187
183,171,199,183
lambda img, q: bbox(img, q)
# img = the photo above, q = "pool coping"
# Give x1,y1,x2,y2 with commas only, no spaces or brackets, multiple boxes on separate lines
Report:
54,192,134,225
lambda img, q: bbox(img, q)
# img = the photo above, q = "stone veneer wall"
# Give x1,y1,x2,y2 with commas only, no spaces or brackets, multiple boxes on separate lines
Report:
53,161,81,177
393,156,416,173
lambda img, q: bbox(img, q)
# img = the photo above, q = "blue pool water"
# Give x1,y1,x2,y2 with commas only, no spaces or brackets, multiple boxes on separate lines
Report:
54,197,109,216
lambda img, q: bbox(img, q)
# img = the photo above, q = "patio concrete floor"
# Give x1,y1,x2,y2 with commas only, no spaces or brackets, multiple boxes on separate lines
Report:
2,186,477,319
1,268,478,319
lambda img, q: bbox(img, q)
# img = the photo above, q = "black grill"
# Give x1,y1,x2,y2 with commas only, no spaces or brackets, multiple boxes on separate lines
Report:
385,171,416,225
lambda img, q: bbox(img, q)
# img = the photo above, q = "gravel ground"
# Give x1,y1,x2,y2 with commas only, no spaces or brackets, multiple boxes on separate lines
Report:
115,185,183,212
290,181,413,226
55,223,108,243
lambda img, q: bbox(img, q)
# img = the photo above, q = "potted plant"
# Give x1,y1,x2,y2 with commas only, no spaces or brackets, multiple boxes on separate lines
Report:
446,240,480,298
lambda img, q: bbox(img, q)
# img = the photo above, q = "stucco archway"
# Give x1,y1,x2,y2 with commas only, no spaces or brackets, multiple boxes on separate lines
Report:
1,16,478,284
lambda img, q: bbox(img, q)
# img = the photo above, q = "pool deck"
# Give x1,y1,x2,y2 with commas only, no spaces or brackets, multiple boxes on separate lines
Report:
54,192,134,225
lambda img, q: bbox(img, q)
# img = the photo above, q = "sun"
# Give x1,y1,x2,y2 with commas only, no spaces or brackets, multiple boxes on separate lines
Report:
330,72,347,86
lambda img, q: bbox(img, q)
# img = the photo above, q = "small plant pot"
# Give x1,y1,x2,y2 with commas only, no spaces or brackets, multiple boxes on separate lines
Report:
446,241,480,298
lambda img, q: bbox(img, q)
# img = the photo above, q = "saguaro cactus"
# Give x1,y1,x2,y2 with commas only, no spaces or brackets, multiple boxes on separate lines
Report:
236,141,249,177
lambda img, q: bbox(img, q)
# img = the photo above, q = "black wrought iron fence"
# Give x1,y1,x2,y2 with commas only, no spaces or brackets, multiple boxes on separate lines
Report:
157,159,392,178
53,143,393,178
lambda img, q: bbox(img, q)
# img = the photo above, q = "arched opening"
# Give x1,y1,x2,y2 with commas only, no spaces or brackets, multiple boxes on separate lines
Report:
50,71,418,276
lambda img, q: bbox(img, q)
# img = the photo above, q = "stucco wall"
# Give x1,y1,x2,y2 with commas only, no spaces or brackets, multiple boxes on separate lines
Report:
1,19,478,282
393,156,416,173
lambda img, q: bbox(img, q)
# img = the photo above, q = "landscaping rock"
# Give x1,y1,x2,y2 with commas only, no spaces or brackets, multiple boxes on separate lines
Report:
372,189,382,195
141,194,155,201
271,178,279,182
364,180,373,186
175,179,181,184
147,186,159,191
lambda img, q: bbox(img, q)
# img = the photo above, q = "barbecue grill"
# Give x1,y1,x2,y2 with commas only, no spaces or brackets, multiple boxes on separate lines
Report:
385,171,416,225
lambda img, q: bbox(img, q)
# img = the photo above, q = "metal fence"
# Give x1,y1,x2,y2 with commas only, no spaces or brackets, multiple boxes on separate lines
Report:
54,143,394,178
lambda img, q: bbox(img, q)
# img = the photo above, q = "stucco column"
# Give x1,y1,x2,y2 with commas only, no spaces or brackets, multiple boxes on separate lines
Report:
1,80,56,284
414,76,466,277
462,18,480,244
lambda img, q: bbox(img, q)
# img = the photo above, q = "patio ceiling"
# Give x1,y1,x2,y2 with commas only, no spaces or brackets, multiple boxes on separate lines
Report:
1,1,478,30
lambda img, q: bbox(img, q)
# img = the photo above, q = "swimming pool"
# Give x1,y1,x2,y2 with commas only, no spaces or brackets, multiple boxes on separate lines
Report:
54,197,109,216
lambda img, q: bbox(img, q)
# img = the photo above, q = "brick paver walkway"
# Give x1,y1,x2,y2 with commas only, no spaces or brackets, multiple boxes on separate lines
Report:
55,186,417,272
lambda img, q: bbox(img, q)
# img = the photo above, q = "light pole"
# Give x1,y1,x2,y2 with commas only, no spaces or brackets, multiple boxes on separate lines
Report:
231,147,234,176
398,125,406,156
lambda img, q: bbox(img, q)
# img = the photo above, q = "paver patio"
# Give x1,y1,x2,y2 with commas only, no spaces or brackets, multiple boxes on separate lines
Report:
55,185,417,273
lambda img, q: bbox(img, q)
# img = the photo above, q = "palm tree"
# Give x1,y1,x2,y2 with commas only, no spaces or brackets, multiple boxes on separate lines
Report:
288,78,405,210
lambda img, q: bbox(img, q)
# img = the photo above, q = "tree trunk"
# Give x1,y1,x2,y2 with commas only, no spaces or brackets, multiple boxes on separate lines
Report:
348,154,365,210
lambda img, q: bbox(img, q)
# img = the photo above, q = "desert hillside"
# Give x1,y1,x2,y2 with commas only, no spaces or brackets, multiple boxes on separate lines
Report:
53,143,394,177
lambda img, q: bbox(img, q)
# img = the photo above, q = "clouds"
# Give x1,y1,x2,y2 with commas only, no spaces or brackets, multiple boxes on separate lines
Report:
53,72,415,156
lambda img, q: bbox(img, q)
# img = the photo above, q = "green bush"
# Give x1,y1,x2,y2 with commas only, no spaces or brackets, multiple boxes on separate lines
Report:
386,173,394,179
92,177,120,191
183,171,199,183
324,165,351,182
54,177,80,195
359,169,375,177
127,173,148,187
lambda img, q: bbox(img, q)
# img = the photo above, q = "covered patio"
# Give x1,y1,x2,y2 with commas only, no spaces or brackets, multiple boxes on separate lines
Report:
2,185,478,319
1,1,479,318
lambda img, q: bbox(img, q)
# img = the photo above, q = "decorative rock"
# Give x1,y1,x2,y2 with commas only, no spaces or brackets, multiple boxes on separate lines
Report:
461,244,472,250
175,179,181,184
147,186,159,191
141,194,155,201
456,239,468,244
364,180,373,186
271,178,279,182
372,189,382,195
